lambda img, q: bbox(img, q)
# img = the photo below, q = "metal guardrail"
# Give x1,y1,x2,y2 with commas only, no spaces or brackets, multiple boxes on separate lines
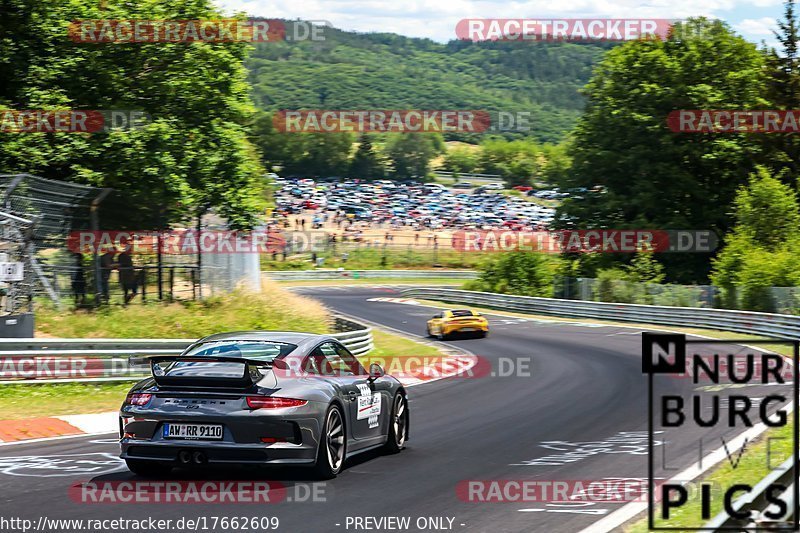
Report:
264,270,477,281
0,316,372,383
704,456,796,529
400,288,800,339
432,171,503,183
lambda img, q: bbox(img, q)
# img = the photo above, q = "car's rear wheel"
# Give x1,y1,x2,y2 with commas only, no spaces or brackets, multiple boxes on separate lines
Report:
383,393,408,454
313,405,346,479
125,459,172,477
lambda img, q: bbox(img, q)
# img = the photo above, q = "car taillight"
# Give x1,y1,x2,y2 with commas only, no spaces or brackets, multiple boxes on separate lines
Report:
246,397,307,409
126,393,152,406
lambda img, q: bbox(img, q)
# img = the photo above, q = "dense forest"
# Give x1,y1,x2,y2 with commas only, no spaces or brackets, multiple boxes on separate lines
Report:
247,26,611,143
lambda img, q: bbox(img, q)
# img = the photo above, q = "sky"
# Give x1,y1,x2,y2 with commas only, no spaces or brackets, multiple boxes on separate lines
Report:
215,0,787,47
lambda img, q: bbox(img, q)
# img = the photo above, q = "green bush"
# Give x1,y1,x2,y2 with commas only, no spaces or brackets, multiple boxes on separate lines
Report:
467,252,562,297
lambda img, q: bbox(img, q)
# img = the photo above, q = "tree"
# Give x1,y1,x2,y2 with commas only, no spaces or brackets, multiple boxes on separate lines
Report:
732,167,800,247
349,134,385,179
293,133,354,176
711,167,800,310
626,247,665,284
475,138,545,185
251,112,306,172
0,0,268,229
385,133,440,179
466,252,562,297
558,18,770,283
442,146,479,175
763,1,800,181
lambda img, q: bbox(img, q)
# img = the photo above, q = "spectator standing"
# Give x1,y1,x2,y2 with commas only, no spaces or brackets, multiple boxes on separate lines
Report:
117,242,138,304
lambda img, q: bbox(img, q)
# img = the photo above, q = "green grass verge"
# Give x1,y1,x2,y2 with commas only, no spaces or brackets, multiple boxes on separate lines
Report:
262,248,486,270
366,329,442,361
35,282,330,338
0,382,134,419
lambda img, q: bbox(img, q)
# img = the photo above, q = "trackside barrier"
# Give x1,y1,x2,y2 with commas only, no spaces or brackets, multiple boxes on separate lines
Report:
400,288,800,339
704,456,796,529
0,316,372,383
264,270,477,281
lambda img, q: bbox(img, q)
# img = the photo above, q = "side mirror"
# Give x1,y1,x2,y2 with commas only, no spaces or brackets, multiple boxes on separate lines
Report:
368,363,385,382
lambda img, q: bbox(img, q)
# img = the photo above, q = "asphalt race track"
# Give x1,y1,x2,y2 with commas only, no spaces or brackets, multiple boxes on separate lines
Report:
0,286,792,533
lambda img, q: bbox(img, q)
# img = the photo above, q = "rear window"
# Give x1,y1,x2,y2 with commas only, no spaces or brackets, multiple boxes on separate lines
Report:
450,310,476,317
155,361,247,379
184,341,297,361
153,341,297,381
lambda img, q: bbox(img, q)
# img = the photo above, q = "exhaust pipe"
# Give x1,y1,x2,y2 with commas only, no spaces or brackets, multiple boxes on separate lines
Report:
178,450,192,464
192,451,207,465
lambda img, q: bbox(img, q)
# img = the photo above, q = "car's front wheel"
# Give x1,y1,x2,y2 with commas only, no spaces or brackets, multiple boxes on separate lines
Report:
313,405,346,479
125,459,172,477
383,393,408,454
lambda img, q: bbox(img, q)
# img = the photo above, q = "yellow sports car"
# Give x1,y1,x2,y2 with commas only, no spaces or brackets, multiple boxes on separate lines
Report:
426,309,489,339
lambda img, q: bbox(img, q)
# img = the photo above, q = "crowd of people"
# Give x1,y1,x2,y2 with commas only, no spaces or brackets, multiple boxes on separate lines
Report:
69,242,139,306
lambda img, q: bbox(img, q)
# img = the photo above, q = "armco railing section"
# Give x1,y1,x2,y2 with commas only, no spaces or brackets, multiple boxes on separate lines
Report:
263,270,478,281
400,288,800,339
704,456,796,529
0,316,373,383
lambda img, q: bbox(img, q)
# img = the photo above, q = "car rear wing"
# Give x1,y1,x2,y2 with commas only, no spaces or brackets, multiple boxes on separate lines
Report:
128,354,273,389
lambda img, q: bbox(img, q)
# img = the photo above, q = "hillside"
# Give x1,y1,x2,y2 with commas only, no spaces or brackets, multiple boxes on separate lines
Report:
247,27,611,143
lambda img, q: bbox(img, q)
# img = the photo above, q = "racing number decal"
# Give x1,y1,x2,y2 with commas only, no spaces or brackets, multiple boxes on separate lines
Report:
356,384,381,428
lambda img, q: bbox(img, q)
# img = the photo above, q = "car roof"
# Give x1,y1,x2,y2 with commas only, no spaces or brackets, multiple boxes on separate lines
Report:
193,331,338,351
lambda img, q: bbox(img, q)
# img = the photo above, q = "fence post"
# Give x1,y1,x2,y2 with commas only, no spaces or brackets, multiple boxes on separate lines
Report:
90,188,112,306
169,267,174,301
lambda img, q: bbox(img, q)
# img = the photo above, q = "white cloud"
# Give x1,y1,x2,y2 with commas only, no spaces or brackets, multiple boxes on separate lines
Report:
735,16,776,35
214,0,784,43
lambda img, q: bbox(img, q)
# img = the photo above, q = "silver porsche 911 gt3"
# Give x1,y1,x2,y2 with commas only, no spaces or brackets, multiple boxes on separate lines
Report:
119,332,409,479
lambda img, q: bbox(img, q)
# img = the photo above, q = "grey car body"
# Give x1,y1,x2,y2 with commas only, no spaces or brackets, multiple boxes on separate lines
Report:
119,331,408,478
